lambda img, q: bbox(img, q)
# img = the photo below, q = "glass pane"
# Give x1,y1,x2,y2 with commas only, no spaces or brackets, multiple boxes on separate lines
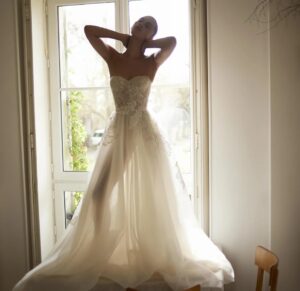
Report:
61,88,115,171
58,3,115,88
129,0,193,195
64,191,84,228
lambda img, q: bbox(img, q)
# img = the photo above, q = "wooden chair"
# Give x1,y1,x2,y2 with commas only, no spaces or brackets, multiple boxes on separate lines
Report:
255,245,279,291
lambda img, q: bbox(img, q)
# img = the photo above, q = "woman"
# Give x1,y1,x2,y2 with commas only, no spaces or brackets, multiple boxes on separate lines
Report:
13,16,234,291
84,16,176,81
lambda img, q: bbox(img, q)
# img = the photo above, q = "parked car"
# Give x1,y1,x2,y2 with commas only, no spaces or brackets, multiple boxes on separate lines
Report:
89,129,105,147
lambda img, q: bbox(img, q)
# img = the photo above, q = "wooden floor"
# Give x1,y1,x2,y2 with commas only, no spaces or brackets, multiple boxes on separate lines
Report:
124,272,201,291
126,285,201,291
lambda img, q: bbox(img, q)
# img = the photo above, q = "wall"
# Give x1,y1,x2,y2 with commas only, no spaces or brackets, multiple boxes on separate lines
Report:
0,0,29,290
207,1,270,290
208,1,300,291
270,7,300,291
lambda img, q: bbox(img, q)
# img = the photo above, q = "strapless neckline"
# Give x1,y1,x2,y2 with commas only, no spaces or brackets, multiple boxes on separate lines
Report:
110,75,153,83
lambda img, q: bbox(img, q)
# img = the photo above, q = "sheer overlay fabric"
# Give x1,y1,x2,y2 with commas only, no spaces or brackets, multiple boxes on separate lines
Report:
13,76,234,291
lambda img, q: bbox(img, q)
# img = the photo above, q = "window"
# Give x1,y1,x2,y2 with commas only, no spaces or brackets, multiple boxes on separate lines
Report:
47,0,205,242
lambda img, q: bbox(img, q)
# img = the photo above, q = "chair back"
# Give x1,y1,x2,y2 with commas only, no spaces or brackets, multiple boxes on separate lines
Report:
255,245,279,291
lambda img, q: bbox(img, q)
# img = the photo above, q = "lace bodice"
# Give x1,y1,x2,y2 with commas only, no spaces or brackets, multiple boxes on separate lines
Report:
110,75,152,114
100,75,171,151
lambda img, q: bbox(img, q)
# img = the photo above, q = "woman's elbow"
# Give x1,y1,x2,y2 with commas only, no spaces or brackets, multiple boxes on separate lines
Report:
169,36,177,48
84,25,97,36
84,25,91,35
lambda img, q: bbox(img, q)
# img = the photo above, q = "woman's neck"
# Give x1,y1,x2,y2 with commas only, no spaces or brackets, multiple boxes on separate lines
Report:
124,35,145,58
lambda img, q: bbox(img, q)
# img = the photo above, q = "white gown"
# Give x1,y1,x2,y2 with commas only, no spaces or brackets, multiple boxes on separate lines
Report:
13,75,234,291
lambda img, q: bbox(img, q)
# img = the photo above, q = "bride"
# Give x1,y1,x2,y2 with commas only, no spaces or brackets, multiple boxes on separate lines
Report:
13,16,234,291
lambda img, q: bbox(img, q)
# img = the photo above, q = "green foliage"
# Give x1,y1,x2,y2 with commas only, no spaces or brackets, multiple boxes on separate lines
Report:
71,191,83,213
68,91,88,171
67,91,88,212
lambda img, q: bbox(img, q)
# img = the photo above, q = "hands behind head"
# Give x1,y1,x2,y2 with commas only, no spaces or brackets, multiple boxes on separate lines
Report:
121,35,153,53
121,34,131,48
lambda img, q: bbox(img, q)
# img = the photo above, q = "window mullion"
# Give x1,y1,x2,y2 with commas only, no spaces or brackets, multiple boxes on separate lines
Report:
116,0,129,52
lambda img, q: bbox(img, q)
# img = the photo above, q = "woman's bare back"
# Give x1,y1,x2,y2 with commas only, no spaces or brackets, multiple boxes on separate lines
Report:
108,49,157,81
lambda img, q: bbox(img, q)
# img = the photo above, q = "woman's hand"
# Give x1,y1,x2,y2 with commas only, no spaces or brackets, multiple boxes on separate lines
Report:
84,26,131,60
121,34,131,48
141,39,155,51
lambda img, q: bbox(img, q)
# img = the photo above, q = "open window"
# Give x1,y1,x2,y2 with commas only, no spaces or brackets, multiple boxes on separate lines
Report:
28,0,208,260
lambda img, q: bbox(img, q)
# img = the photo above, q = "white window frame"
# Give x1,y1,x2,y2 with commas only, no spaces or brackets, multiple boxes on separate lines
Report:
54,183,88,239
47,0,209,239
190,0,209,233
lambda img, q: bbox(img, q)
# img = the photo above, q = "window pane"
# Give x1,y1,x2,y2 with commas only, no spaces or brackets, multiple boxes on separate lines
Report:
64,191,84,228
129,0,193,195
58,3,115,88
61,88,114,172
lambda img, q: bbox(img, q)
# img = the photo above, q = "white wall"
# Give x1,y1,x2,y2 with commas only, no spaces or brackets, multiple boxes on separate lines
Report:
208,1,300,291
207,1,270,290
0,0,29,290
269,7,300,291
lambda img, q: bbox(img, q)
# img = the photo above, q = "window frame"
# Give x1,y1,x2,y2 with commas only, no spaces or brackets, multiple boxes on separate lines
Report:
54,183,88,239
47,0,209,239
22,0,209,264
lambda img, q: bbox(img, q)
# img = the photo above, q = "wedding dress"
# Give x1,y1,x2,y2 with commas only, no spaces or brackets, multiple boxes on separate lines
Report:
13,75,234,291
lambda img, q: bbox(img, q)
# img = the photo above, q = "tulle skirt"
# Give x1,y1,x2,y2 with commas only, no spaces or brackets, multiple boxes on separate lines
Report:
13,109,234,291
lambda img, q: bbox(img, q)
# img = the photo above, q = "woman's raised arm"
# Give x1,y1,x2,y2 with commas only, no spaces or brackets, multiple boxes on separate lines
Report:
84,25,130,61
142,36,177,67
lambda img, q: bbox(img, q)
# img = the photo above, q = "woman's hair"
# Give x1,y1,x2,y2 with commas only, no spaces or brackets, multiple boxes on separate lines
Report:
148,16,158,38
